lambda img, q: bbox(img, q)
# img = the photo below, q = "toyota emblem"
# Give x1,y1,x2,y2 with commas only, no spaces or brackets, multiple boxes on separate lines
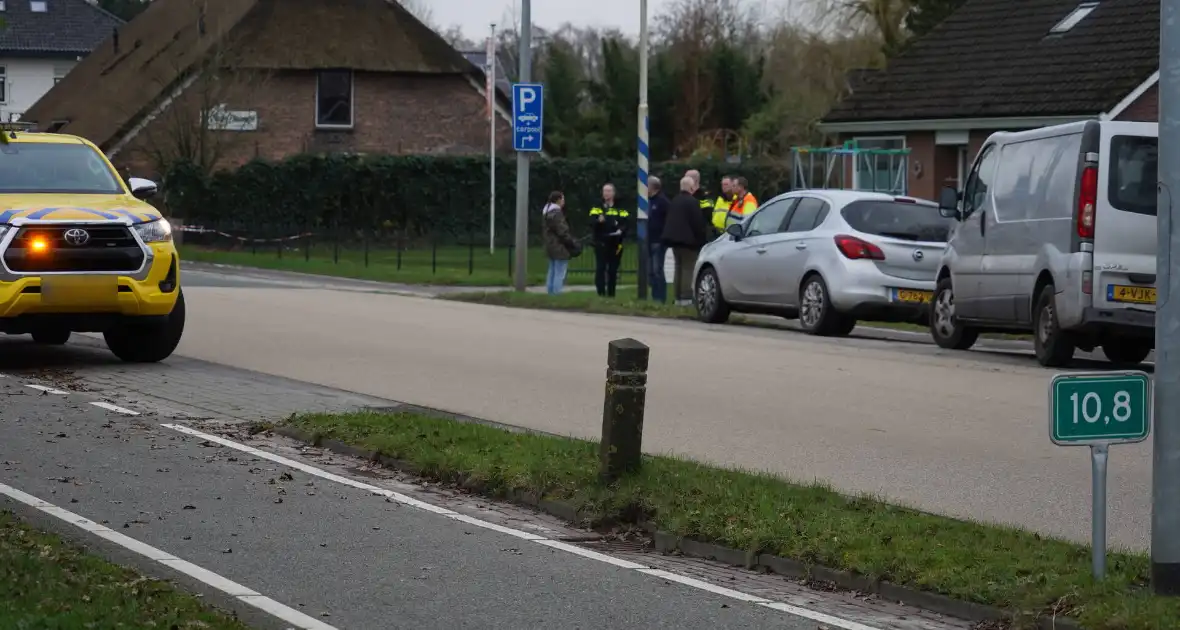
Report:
63,228,90,246
912,249,924,262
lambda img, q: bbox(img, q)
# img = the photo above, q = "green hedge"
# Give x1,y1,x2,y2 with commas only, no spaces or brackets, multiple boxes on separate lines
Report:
163,154,793,239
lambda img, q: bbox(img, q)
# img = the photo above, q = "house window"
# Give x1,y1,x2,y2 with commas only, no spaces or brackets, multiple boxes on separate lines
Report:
0,66,7,103
316,70,353,128
1050,2,1099,34
851,136,907,194
30,0,46,12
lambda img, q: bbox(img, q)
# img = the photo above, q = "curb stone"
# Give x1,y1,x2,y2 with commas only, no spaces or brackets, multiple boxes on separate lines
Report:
269,425,1085,630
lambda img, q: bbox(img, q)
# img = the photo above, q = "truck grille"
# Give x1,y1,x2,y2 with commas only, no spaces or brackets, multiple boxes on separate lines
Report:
3,225,145,273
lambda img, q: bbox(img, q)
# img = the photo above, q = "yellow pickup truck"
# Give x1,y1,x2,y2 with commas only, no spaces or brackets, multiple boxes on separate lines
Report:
0,125,184,362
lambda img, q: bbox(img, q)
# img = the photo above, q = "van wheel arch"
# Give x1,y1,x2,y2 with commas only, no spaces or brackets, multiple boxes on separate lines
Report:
937,267,951,283
1032,271,1056,320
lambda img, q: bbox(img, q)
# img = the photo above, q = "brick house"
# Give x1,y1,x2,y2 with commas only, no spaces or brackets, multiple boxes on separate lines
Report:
816,0,1158,201
20,0,514,177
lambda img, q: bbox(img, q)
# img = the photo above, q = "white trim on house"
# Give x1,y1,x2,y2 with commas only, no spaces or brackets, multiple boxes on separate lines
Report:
1101,70,1159,121
315,69,355,130
108,71,203,159
817,114,1095,134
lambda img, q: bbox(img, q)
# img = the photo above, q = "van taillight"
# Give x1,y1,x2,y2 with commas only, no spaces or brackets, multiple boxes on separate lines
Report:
1077,165,1097,239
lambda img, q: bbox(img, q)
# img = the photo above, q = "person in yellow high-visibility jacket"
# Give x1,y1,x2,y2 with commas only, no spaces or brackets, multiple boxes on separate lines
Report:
725,176,758,227
712,175,736,231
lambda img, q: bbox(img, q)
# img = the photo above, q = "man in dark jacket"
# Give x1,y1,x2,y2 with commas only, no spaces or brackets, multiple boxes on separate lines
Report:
686,169,719,241
646,176,671,303
589,183,630,297
662,175,709,305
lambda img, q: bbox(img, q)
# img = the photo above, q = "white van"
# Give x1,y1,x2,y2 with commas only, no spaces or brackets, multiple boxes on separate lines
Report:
931,120,1157,367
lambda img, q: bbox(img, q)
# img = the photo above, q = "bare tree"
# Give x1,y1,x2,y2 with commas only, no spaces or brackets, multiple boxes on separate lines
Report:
136,38,270,178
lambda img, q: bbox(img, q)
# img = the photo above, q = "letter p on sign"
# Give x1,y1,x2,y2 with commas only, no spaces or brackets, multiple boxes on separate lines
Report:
518,87,536,111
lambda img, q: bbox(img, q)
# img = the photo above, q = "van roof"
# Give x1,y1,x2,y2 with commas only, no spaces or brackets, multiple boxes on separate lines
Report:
987,120,1158,145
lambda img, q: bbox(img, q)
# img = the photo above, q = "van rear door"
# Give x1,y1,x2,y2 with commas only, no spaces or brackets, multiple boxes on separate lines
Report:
1092,122,1158,315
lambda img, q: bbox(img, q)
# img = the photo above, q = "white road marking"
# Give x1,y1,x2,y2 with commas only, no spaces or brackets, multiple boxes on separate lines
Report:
160,423,886,630
89,401,140,416
0,481,337,630
24,384,68,395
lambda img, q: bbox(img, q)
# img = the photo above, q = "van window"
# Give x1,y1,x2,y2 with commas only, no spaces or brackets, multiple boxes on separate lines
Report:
841,200,955,242
1109,135,1157,216
993,133,1081,221
963,145,997,219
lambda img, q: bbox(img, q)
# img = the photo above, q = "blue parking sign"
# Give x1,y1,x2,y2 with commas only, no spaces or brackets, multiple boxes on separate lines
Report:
512,83,543,152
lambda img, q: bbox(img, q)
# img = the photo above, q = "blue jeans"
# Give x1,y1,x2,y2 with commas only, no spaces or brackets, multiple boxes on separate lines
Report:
546,258,569,295
649,243,667,303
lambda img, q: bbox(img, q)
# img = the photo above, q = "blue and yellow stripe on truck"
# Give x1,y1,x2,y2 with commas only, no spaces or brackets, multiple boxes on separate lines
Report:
0,206,158,224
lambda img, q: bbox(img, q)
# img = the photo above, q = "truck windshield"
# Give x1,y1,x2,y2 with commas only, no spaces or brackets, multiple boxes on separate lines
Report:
840,200,955,243
0,142,123,194
1109,135,1157,216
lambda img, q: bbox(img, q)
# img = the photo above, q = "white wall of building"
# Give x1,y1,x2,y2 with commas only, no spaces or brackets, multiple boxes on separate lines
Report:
0,57,77,122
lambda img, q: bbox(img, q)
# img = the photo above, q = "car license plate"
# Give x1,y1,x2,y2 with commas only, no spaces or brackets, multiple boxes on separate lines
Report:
40,275,119,307
891,288,933,304
1107,284,1156,305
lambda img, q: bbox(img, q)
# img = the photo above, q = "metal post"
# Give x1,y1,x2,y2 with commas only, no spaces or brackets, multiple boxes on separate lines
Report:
489,23,497,254
1091,444,1109,580
1154,0,1180,595
512,1,531,292
636,0,650,300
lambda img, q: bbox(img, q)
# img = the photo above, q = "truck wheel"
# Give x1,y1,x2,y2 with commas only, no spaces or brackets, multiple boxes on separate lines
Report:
104,290,186,363
31,328,70,345
1103,340,1152,367
1032,284,1075,367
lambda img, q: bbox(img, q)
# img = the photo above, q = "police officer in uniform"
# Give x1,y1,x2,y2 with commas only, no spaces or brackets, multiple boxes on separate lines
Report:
589,183,630,297
684,169,718,240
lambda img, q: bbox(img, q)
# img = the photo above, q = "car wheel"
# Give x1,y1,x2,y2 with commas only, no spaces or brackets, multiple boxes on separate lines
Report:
930,278,979,350
104,290,186,363
1032,284,1075,367
694,267,730,324
31,328,70,345
798,274,850,336
1103,340,1152,367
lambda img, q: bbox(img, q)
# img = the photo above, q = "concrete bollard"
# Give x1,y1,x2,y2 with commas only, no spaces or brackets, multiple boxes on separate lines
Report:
600,338,650,483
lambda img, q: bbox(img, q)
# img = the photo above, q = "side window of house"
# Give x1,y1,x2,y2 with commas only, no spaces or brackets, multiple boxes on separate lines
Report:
316,70,354,128
0,66,7,103
962,144,997,219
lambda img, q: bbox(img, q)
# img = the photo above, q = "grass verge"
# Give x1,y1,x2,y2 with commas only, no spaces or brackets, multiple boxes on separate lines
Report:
0,511,248,629
180,244,554,286
288,410,1171,630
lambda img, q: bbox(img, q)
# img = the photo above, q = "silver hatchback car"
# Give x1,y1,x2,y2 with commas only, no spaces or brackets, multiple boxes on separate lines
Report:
692,189,954,335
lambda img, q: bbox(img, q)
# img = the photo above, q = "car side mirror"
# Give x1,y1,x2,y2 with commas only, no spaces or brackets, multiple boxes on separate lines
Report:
128,177,158,200
937,186,961,219
725,223,744,241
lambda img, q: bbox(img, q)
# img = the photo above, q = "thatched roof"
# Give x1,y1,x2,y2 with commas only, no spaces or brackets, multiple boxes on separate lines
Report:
23,0,481,149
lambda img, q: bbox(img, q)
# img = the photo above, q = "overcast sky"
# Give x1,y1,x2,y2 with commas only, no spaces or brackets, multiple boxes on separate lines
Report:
425,0,683,39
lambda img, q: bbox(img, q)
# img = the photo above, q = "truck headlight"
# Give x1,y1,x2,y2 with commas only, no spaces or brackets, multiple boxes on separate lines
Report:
133,218,172,243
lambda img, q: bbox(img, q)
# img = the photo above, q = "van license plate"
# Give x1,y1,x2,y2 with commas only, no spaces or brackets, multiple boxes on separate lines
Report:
1107,285,1156,305
891,289,933,304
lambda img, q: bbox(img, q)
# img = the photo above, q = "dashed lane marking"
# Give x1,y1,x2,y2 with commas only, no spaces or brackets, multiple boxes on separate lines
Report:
25,384,69,395
161,423,885,630
0,481,338,630
89,401,140,416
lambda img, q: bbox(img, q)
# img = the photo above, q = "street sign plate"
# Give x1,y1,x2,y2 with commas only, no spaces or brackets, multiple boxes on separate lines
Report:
512,83,543,152
1049,371,1152,446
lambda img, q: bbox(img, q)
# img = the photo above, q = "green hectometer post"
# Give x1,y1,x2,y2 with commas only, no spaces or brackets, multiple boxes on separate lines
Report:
1050,372,1151,445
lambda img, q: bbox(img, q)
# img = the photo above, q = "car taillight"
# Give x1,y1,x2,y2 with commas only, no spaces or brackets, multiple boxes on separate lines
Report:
1077,165,1097,239
834,235,885,260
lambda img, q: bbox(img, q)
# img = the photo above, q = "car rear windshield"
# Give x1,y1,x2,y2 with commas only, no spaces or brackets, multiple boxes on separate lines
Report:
840,200,954,242
0,142,122,194
1109,135,1157,216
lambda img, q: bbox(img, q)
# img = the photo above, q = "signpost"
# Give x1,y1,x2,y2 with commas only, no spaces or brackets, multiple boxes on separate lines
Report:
511,83,543,153
1049,370,1152,579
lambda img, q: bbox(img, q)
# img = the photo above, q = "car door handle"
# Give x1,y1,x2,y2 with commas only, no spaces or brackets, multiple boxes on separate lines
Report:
756,248,768,254
795,243,807,250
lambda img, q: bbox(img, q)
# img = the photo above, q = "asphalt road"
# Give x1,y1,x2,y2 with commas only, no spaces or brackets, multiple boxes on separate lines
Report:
0,378,835,630
169,264,1153,551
